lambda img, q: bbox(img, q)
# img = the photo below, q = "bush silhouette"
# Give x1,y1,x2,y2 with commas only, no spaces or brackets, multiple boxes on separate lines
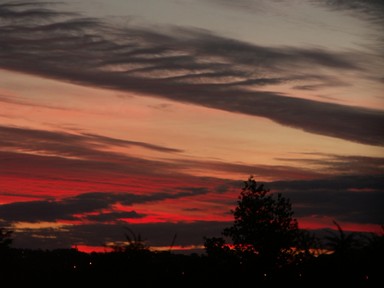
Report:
0,227,13,250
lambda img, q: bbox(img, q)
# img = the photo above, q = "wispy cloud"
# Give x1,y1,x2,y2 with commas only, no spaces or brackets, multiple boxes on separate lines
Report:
1,2,383,146
317,0,384,23
315,0,384,58
271,174,384,224
0,125,330,187
0,125,182,156
278,153,384,175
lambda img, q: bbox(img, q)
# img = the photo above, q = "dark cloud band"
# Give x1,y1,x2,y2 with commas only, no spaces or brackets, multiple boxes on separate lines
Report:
1,1,383,146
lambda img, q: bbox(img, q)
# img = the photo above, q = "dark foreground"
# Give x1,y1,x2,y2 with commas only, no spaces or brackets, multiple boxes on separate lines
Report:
0,247,381,287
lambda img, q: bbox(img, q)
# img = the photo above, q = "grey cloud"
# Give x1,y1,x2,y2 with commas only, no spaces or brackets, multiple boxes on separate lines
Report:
316,0,384,53
272,174,384,192
0,188,209,223
278,153,384,175
0,150,176,182
0,125,183,156
1,124,382,195
0,125,325,182
0,193,117,222
290,189,383,224
0,2,72,19
317,0,384,19
1,2,383,146
0,201,79,222
86,211,145,222
270,174,384,224
0,125,235,179
83,133,183,153
304,194,381,224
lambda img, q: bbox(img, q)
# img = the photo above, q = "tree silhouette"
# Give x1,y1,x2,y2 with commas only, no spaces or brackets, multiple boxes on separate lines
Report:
203,236,233,260
222,176,301,271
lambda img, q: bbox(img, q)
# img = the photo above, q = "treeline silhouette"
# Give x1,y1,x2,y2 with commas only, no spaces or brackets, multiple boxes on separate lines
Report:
0,176,382,287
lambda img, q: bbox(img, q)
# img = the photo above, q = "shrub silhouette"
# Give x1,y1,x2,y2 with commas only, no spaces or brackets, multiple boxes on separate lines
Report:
102,226,150,255
0,227,13,250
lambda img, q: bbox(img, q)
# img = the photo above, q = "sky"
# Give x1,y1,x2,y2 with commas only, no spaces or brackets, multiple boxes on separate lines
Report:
0,0,383,254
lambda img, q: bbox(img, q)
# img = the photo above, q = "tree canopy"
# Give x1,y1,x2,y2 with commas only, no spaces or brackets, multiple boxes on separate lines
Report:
205,175,304,271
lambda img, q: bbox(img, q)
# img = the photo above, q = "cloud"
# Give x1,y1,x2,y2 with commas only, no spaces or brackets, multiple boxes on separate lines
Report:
7,171,383,250
1,2,383,146
0,125,329,185
317,0,384,22
2,123,382,181
0,188,210,223
2,150,382,250
278,153,384,175
316,0,384,55
10,220,231,250
0,125,182,156
1,124,383,203
86,211,144,222
0,1,73,19
270,174,384,224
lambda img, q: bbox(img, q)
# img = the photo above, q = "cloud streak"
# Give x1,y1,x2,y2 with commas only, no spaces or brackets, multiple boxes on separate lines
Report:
0,125,334,191
1,2,383,146
0,187,210,223
272,174,384,224
0,125,182,156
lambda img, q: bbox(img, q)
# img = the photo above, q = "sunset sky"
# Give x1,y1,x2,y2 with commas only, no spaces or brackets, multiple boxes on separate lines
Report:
0,0,383,253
